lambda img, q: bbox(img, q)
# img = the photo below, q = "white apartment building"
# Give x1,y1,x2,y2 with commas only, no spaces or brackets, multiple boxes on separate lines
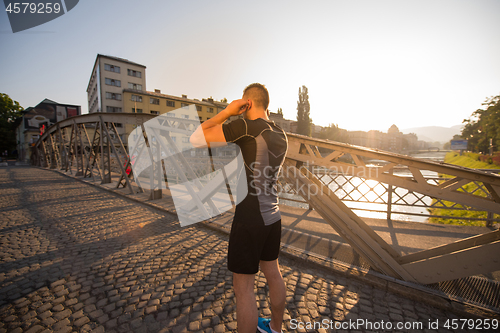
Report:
86,54,146,114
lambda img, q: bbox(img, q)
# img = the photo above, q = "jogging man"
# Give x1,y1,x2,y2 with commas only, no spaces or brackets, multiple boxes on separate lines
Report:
190,83,288,333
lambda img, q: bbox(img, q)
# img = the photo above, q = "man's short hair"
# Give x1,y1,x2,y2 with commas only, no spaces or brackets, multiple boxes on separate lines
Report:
243,83,269,110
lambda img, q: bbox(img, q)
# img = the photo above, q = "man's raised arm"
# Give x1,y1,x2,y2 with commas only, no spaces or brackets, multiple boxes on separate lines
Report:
190,99,249,148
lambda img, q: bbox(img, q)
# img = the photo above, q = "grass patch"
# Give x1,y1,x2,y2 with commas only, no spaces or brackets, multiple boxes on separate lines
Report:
444,152,500,170
428,152,499,226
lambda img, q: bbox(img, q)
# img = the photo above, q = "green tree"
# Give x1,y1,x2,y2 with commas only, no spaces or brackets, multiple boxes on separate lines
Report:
462,94,500,153
296,85,311,136
277,108,283,116
0,93,24,156
317,123,348,143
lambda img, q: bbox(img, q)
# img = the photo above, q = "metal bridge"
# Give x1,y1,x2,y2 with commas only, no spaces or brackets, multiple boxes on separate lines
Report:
32,113,500,293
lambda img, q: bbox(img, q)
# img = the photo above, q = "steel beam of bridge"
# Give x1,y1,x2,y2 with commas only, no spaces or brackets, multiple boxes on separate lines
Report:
33,113,500,285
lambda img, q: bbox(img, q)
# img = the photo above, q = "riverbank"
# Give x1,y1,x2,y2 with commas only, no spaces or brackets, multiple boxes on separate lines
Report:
444,152,500,169
429,152,500,226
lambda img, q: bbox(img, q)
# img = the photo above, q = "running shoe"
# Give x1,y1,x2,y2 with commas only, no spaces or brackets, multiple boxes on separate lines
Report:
257,317,272,333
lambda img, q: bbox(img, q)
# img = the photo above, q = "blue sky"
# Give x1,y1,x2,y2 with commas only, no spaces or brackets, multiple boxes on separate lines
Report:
1,0,499,132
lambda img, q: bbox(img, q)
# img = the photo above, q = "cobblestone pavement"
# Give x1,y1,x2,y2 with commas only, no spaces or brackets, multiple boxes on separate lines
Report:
0,167,493,333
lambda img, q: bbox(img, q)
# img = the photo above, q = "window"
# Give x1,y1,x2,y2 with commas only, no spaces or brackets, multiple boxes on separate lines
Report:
104,64,120,73
166,100,175,107
132,108,143,113
150,111,159,115
199,117,203,122
127,69,142,78
182,137,190,143
131,95,142,102
113,123,123,128
105,78,121,87
167,113,175,117
106,106,122,113
182,114,189,119
181,103,189,108
196,105,202,112
207,107,214,113
150,98,159,105
105,92,122,100
171,136,176,142
128,83,143,91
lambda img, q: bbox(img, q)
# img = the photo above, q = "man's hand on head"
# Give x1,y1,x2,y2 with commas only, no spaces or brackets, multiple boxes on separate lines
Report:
190,99,249,148
224,99,251,117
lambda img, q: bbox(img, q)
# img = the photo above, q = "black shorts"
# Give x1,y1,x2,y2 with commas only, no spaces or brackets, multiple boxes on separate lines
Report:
228,218,282,274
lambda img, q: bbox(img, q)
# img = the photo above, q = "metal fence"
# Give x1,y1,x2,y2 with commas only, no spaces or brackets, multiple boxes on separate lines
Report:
278,166,500,226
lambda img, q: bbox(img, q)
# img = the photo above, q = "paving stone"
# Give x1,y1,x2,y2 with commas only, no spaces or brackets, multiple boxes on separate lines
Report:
25,325,44,333
96,298,107,308
52,296,65,305
69,284,81,292
213,324,225,333
15,300,30,308
110,307,123,318
133,308,145,318
140,293,151,301
201,318,211,328
53,308,72,321
38,310,52,320
42,317,56,327
97,313,109,325
36,302,52,313
118,312,132,324
51,279,66,289
74,316,90,327
104,302,116,313
188,320,201,331
226,321,238,330
144,314,156,325
53,326,72,333
89,309,104,319
211,316,220,326
51,304,64,312
90,326,105,333
21,310,37,322
130,318,142,329
148,322,161,331
105,317,118,329
148,298,160,306
52,318,71,331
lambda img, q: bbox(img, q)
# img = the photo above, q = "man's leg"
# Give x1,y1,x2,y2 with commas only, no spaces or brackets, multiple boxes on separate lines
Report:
233,272,257,333
260,259,285,332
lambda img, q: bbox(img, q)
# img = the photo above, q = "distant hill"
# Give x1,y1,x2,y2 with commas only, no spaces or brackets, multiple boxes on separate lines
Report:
401,125,463,144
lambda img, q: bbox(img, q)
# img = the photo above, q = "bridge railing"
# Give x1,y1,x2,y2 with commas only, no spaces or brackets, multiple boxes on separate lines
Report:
278,170,500,226
280,133,500,284
33,114,500,286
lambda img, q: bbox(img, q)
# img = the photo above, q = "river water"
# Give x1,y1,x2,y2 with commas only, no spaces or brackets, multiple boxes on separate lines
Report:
373,151,447,222
281,151,449,223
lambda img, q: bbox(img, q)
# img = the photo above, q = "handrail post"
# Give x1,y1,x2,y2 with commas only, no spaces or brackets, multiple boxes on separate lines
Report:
387,169,393,221
486,211,493,228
